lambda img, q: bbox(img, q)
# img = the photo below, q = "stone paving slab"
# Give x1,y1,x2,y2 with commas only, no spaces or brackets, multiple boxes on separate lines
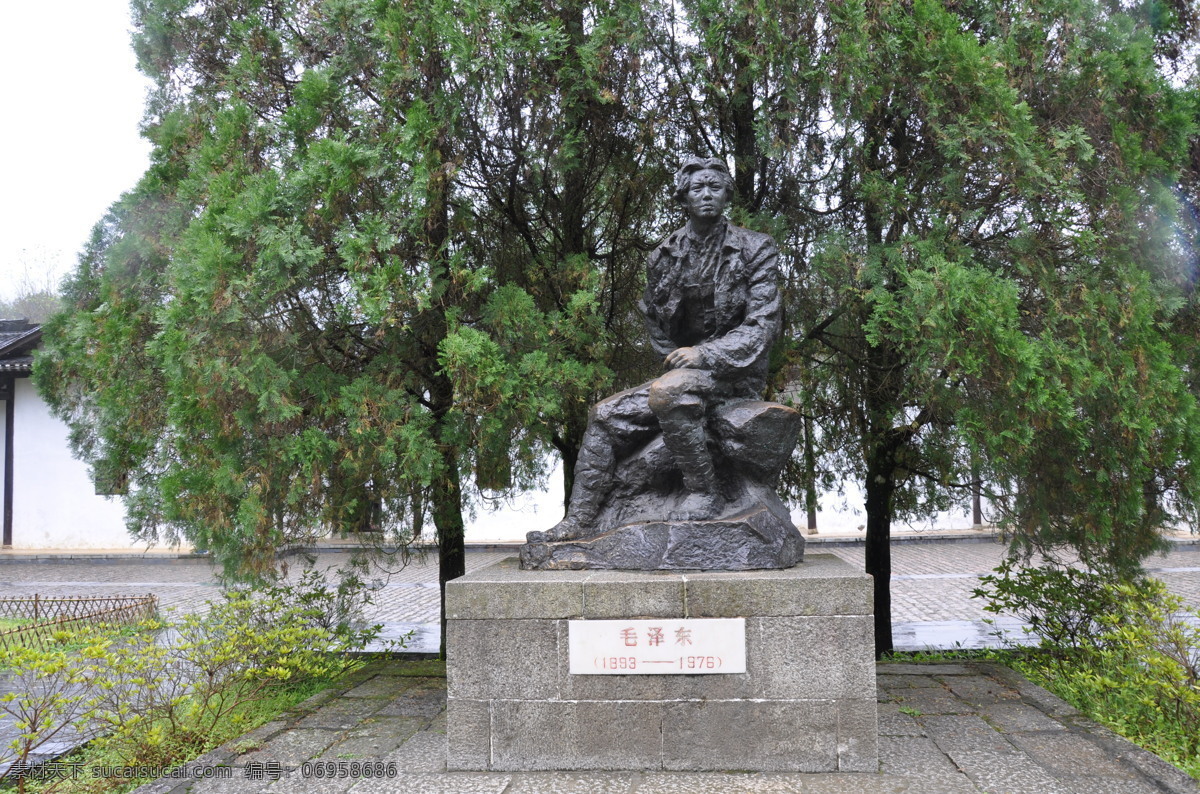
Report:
116,658,1197,794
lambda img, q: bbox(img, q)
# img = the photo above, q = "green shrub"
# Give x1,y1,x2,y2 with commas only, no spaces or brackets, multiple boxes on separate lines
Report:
973,557,1131,652
0,569,387,792
975,562,1200,779
0,636,99,792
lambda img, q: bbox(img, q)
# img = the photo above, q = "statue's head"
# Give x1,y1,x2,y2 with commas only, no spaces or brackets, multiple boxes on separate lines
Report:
672,158,734,221
676,158,729,203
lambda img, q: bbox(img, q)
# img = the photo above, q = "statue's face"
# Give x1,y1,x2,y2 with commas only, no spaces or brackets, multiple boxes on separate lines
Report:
683,169,730,221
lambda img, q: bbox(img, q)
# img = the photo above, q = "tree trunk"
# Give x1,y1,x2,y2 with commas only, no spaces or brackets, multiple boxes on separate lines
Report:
864,441,897,658
730,43,758,208
861,102,901,659
554,430,582,515
418,46,462,654
432,418,465,658
803,411,818,533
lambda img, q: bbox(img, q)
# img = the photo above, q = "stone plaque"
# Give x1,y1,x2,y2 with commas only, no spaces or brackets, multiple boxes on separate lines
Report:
568,618,746,675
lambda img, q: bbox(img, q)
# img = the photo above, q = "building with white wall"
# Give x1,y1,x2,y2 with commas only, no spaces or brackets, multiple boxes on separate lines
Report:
0,320,137,550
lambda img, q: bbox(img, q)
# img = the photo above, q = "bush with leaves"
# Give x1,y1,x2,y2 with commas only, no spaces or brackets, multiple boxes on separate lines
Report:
1059,580,1200,775
973,558,1132,652
0,636,101,792
0,571,386,792
975,562,1200,778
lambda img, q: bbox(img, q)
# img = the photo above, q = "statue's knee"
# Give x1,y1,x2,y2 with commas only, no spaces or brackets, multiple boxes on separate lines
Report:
593,386,651,424
647,381,671,415
649,387,703,421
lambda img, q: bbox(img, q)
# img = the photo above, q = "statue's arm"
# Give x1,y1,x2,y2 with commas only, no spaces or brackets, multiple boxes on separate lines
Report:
640,249,678,359
643,306,676,359
696,234,782,377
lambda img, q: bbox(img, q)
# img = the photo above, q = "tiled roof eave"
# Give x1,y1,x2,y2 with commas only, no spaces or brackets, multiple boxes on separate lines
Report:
0,327,40,358
0,356,33,375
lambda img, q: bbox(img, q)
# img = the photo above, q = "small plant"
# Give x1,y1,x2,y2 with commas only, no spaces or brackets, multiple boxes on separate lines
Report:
0,568,388,792
0,631,101,793
972,558,1130,653
974,561,1200,780
898,706,923,718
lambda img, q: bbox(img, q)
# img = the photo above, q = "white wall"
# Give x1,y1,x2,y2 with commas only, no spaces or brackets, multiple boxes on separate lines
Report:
6,377,137,549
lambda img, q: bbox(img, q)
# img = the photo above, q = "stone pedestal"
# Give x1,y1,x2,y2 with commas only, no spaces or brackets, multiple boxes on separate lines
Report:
445,554,878,772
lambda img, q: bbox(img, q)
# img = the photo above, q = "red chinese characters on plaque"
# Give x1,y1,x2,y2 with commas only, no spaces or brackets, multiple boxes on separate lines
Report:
567,618,746,675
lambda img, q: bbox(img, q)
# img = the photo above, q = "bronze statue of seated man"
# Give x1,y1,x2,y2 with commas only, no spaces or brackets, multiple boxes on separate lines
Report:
521,157,804,571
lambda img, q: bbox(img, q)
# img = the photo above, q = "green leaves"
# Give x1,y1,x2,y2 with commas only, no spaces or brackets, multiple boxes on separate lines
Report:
0,572,382,788
34,0,1200,594
981,562,1200,777
776,0,1200,582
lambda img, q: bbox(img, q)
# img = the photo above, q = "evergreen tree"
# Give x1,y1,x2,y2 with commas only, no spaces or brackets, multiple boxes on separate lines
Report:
35,0,669,651
35,0,1200,660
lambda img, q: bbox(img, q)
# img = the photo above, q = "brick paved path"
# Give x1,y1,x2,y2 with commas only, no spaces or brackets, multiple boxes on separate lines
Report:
128,659,1200,794
3,541,1198,653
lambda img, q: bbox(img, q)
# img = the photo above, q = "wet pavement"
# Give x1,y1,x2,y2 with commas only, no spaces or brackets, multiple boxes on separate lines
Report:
123,658,1200,794
3,539,1200,653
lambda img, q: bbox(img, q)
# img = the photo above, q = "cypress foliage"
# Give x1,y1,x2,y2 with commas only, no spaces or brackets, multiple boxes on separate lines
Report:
36,0,1200,657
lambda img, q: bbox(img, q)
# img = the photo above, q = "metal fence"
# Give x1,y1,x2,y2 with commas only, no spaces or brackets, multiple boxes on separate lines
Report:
0,595,158,653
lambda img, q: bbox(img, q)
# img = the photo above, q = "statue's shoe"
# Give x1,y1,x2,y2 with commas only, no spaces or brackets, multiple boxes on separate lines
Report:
526,516,588,544
668,491,725,521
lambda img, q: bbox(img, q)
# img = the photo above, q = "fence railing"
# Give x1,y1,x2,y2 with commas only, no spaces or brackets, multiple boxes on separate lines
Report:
0,595,158,653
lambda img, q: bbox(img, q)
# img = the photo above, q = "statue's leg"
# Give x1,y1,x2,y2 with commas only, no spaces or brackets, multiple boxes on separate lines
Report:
648,369,725,521
537,383,656,541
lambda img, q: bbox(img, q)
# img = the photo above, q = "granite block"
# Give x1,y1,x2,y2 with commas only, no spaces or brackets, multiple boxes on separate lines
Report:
878,735,963,778
877,702,925,737
979,702,1066,733
837,698,880,772
381,730,448,773
489,700,663,771
445,559,584,620
1006,732,1142,779
941,674,1019,707
751,615,876,699
683,554,871,617
662,700,837,772
445,698,490,771
581,570,686,618
445,619,560,699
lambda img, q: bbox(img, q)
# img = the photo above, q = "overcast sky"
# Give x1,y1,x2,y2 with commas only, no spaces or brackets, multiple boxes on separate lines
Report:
0,0,152,301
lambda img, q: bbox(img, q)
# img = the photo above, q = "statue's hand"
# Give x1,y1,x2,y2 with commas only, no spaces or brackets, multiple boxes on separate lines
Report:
665,346,704,369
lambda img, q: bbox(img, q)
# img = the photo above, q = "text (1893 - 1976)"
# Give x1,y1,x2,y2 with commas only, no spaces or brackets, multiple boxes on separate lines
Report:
568,618,746,675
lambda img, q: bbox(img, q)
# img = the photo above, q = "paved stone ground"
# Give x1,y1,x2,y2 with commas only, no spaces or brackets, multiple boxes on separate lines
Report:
116,659,1198,794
